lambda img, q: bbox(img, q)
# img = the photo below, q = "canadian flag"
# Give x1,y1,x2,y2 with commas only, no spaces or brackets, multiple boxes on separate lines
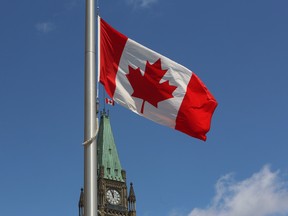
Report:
99,16,217,141
105,98,115,106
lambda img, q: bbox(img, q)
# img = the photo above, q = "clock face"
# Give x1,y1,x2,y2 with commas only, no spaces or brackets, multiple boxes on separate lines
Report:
106,189,121,205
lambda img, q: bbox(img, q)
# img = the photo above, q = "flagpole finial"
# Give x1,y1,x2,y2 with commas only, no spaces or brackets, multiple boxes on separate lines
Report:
100,108,110,117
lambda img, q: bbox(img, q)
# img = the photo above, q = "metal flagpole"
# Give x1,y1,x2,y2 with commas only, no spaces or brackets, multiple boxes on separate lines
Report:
84,0,98,215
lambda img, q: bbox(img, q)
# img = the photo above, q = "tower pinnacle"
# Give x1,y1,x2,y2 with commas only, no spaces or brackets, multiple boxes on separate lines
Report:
128,182,137,216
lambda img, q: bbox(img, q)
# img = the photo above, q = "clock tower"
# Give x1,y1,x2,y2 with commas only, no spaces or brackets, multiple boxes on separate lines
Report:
79,111,137,216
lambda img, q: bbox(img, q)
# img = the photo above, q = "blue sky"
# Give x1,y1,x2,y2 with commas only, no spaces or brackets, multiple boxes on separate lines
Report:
1,0,288,216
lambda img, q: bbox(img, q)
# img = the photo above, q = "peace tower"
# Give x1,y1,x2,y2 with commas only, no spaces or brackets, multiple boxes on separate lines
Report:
79,111,136,216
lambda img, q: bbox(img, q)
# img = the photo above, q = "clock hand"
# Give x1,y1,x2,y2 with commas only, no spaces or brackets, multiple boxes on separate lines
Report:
111,190,114,198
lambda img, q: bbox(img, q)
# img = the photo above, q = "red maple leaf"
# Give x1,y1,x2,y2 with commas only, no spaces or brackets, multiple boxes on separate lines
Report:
126,58,177,114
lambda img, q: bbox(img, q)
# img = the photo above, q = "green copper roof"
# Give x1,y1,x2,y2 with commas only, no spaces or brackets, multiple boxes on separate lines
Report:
97,112,124,182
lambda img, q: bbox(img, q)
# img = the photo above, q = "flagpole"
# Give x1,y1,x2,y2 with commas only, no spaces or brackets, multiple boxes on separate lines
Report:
84,0,97,216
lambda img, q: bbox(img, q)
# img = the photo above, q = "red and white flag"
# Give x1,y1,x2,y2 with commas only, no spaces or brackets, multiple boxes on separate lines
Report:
99,17,217,141
105,98,115,106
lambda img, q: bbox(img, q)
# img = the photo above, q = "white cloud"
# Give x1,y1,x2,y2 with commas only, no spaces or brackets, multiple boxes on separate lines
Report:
126,0,158,8
35,22,55,33
188,165,288,216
